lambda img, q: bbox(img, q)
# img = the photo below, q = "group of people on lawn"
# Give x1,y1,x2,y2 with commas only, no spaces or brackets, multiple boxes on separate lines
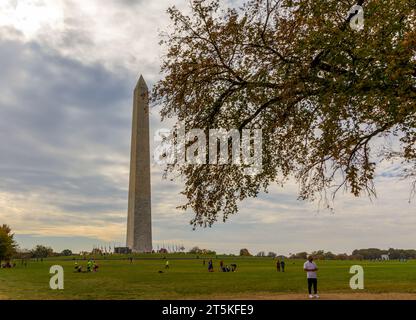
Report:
205,259,238,272
0,262,16,268
70,255,319,298
74,260,99,273
276,259,285,272
204,255,320,299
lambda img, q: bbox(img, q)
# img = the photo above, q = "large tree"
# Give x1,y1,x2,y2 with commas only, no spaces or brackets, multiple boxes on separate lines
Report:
0,225,17,264
153,0,416,227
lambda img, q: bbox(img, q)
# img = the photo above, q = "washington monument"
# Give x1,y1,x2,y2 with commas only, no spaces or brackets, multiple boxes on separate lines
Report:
126,75,152,253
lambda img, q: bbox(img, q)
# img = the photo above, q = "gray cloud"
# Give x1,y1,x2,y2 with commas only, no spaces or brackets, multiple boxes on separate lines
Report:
0,34,135,240
0,36,132,196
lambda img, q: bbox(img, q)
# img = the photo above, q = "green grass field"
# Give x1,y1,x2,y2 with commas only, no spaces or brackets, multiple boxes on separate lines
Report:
1,257,415,300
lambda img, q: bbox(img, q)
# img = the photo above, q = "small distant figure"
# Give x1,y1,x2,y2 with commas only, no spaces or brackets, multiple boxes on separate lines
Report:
165,260,170,269
129,257,134,264
208,259,214,272
221,265,231,272
280,260,286,272
87,260,93,272
276,260,281,272
203,259,206,266
74,262,82,273
93,262,99,272
220,260,224,269
231,264,237,272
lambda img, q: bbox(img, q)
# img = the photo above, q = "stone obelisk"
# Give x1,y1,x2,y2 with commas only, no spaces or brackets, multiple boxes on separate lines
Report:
126,75,152,253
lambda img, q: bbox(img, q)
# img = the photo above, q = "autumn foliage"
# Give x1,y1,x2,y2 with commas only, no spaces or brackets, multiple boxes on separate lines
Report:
153,0,416,227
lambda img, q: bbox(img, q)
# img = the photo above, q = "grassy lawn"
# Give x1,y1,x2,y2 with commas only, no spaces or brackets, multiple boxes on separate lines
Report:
0,257,415,299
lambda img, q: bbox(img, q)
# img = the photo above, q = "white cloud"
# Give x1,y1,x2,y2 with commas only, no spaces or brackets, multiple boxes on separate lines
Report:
0,0,190,79
0,0,65,38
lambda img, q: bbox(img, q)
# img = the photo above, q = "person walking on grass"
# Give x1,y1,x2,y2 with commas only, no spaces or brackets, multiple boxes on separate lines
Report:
276,260,281,272
208,259,214,272
165,260,170,269
304,256,319,299
280,260,285,272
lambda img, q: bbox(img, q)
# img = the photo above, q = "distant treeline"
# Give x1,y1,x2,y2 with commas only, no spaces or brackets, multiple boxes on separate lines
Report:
13,245,66,259
289,248,416,260
12,245,416,261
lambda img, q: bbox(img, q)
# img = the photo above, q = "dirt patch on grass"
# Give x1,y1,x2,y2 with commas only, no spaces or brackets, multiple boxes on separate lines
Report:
191,292,416,300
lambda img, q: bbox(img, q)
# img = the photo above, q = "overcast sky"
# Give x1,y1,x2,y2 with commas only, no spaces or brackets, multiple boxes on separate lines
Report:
0,0,415,255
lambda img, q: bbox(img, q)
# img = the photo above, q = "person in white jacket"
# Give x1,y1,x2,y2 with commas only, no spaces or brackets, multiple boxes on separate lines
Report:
303,256,319,299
